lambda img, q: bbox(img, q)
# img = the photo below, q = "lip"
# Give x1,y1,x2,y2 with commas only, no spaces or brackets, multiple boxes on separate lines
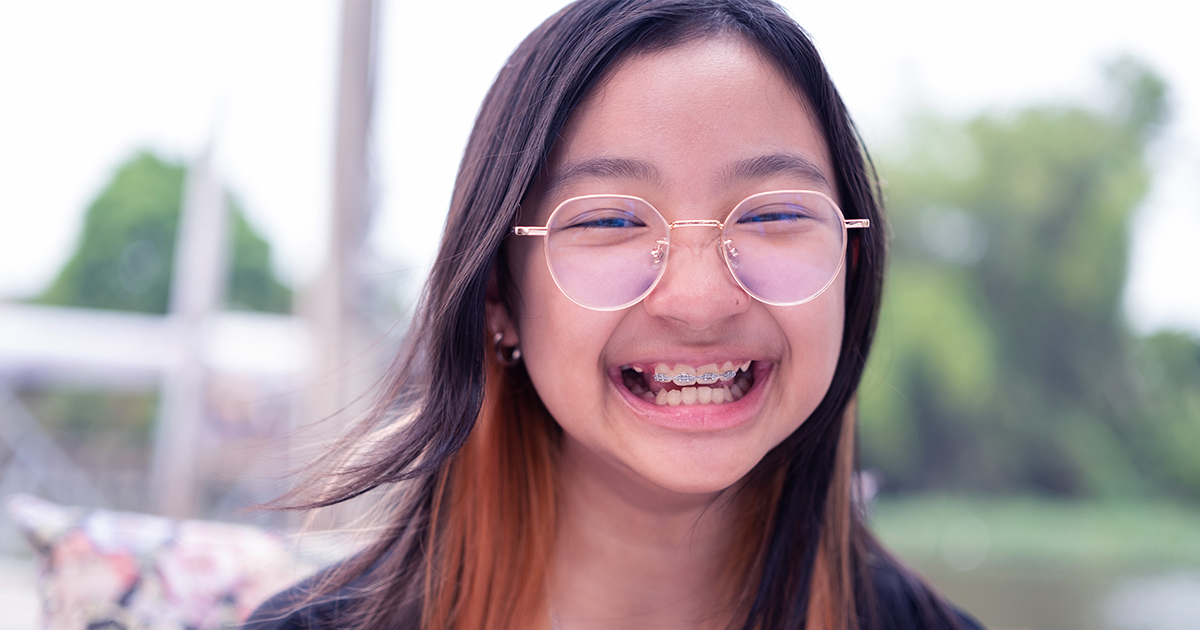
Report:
609,360,773,432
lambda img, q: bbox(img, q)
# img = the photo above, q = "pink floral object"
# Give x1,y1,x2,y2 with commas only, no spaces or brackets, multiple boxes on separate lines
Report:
6,494,310,630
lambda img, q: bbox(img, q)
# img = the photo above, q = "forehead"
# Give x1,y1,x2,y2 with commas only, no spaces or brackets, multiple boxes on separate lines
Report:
533,34,836,215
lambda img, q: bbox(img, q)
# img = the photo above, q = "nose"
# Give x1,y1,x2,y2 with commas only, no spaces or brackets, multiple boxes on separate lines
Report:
640,227,751,329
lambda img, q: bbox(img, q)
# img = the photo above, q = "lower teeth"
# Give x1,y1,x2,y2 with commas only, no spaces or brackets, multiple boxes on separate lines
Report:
650,376,752,406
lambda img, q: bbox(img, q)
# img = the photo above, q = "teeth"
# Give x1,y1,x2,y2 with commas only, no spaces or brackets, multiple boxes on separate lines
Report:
695,364,719,384
652,360,751,385
651,383,747,406
671,364,696,386
632,365,644,373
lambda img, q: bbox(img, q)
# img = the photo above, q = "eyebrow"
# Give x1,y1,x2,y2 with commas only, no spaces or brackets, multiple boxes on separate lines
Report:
543,152,832,197
721,153,832,190
543,157,660,197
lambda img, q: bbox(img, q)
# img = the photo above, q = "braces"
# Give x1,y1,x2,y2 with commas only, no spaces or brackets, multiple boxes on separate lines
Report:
653,369,738,386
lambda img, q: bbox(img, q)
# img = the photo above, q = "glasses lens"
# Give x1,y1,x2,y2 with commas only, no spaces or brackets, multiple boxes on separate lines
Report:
723,191,845,305
545,196,669,310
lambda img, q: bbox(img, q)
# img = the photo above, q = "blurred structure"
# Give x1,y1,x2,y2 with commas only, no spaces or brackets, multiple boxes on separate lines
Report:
292,0,396,531
2,142,307,528
151,144,229,518
0,0,390,532
297,0,385,468
0,302,309,526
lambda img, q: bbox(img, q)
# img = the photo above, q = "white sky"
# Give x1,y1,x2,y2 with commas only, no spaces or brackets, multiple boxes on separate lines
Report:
1,0,1198,335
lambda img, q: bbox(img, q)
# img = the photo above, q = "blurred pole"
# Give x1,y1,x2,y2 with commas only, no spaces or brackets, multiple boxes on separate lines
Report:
295,0,379,525
151,143,228,518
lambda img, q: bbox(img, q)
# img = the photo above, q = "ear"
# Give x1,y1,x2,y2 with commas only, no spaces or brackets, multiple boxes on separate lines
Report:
486,269,519,347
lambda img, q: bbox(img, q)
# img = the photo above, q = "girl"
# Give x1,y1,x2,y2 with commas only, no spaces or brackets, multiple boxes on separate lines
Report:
249,0,983,628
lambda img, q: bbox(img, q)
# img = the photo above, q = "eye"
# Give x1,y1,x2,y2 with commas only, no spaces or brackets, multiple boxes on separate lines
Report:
736,203,812,224
585,216,641,228
562,209,646,230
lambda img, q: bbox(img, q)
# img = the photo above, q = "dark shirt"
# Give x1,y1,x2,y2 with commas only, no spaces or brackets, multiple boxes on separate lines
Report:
867,560,986,630
244,559,986,630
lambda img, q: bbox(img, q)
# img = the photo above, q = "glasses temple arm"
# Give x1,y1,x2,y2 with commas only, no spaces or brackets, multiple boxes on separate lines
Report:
844,219,870,229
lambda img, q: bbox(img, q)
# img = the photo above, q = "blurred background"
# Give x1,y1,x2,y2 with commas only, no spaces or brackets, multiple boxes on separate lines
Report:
0,1,1197,629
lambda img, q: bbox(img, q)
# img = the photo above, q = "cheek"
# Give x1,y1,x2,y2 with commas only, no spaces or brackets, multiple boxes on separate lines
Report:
510,240,615,422
776,281,846,427
808,284,846,381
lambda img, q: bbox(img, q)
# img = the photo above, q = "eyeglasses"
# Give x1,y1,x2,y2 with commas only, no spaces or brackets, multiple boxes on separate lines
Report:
512,190,869,311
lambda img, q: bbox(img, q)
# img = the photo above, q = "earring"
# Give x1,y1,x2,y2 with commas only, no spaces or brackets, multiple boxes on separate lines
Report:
493,331,522,366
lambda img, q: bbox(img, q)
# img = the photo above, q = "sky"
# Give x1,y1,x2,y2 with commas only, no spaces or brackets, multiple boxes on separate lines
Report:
1,0,1198,335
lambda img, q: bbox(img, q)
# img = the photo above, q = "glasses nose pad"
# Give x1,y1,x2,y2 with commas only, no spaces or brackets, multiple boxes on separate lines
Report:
651,239,669,267
723,238,740,270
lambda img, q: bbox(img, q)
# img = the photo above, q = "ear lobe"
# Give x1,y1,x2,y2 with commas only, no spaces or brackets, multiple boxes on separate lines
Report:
486,271,518,345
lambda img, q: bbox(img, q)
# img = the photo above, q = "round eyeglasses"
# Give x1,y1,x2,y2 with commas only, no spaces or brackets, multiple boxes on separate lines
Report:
511,190,869,311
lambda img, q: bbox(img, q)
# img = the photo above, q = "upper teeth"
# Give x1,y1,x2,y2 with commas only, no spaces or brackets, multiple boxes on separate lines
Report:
652,361,751,386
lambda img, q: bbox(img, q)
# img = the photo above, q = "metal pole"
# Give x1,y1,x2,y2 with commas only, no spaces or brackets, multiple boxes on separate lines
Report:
294,0,379,525
151,143,229,518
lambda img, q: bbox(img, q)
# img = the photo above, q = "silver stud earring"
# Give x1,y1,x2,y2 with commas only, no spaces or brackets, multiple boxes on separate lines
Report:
493,331,522,366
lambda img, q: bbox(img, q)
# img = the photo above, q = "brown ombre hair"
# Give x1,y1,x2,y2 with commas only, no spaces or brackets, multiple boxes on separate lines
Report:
279,1,966,629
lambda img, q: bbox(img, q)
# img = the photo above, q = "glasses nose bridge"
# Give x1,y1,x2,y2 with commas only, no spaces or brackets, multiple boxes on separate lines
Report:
660,219,732,280
667,218,724,230
666,219,725,252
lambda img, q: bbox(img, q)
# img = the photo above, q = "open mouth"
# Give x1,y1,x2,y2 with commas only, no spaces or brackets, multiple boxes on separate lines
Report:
620,361,757,406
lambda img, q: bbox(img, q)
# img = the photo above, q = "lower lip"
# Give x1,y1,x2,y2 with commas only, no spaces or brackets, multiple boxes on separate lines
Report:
609,363,773,432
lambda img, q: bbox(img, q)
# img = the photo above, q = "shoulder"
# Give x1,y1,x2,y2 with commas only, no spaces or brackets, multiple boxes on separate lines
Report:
241,579,353,630
241,552,424,630
866,555,987,630
242,559,374,630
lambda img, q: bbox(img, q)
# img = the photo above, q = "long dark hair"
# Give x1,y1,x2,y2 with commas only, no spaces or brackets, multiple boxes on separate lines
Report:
280,1,964,629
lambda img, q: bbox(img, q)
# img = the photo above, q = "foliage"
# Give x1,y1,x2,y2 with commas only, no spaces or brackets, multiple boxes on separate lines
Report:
859,57,1200,499
870,494,1200,570
35,151,291,314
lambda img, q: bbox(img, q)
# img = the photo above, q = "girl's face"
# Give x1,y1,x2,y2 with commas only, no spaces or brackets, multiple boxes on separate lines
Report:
499,35,845,497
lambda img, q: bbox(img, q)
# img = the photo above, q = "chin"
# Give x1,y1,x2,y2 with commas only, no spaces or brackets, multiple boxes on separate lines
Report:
622,436,770,498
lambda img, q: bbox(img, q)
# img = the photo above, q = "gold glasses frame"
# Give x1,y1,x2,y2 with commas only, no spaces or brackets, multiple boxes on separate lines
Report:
512,189,870,311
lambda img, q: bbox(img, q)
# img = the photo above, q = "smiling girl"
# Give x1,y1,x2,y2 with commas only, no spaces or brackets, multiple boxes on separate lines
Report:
248,1,982,629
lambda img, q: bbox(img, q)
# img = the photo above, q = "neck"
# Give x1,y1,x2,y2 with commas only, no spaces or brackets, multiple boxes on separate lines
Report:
551,437,741,630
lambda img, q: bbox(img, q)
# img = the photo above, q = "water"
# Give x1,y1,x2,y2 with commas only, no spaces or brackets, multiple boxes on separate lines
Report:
870,495,1200,629
914,562,1200,630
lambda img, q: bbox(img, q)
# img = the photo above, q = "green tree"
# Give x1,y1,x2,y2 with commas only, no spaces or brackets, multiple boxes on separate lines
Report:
36,151,291,314
860,57,1200,499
